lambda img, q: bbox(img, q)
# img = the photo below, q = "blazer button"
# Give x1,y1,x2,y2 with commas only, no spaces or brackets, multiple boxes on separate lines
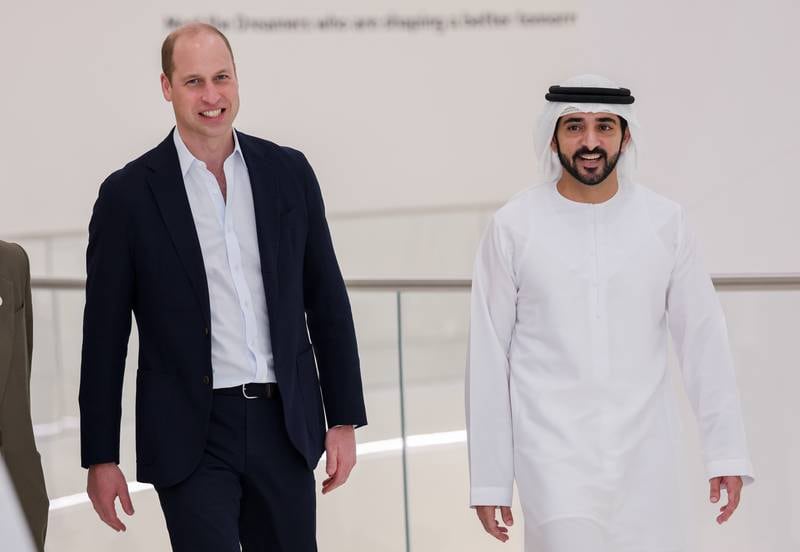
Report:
202,375,210,385
203,327,209,336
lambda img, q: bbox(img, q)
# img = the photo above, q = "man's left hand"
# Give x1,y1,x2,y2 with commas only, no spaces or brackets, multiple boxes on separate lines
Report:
322,425,356,494
709,475,743,524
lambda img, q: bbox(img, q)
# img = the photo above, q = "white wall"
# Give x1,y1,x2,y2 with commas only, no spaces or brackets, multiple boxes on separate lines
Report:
1,0,797,276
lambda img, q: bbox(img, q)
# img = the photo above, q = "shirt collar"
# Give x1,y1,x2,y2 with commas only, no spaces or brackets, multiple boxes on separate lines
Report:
172,127,243,177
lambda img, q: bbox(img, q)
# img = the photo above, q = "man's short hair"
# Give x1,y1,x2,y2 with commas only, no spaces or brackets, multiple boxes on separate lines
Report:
161,23,235,82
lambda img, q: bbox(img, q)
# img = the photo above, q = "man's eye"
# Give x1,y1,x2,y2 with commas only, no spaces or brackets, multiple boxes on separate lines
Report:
600,125,613,131
186,79,200,86
567,125,581,132
216,75,229,81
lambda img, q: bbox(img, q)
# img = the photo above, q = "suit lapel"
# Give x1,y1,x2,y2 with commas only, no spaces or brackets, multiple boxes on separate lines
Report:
238,132,280,300
146,131,211,325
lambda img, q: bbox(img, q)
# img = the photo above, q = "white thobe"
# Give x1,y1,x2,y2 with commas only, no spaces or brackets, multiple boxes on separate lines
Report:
466,182,754,552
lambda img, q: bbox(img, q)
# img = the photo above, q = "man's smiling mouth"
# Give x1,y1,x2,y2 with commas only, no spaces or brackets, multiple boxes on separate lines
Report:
200,108,224,118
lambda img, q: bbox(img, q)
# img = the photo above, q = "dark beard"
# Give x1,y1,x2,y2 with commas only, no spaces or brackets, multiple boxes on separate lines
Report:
557,146,621,186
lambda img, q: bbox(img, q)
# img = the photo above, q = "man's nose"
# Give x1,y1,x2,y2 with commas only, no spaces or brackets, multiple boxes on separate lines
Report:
201,83,221,104
582,129,601,150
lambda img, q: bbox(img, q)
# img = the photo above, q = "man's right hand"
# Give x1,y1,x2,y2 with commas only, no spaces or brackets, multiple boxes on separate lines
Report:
87,463,135,532
475,505,514,542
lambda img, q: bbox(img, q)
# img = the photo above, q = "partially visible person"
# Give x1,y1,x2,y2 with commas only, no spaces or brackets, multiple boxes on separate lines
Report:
0,240,49,551
0,457,37,551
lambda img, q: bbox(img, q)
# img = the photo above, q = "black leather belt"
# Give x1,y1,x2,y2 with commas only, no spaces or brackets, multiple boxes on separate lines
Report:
213,383,279,399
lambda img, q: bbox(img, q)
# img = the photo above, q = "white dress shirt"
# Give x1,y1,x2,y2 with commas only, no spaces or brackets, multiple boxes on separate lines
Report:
174,128,275,387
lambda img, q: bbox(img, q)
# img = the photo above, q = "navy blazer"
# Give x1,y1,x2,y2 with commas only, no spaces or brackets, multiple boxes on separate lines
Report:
79,130,367,488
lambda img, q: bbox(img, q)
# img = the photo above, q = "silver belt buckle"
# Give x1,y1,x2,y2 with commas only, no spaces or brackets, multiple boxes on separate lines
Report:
242,384,258,399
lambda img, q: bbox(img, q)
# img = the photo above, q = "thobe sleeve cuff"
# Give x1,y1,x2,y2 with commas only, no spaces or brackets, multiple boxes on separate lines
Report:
470,486,513,508
706,459,755,486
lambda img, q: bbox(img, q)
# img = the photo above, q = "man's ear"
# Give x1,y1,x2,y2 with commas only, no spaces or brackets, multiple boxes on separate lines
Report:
160,73,172,102
621,127,632,151
551,119,562,152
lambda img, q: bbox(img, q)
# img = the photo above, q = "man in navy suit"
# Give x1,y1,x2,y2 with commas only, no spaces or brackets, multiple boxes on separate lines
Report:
79,22,367,551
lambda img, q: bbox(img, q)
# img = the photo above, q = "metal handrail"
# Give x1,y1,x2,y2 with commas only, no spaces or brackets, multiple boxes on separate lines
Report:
8,202,502,241
31,274,800,291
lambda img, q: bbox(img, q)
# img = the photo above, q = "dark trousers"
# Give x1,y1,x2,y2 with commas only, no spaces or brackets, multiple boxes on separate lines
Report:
155,393,317,552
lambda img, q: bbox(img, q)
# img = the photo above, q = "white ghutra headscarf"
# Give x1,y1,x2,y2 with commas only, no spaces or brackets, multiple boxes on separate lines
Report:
534,74,641,185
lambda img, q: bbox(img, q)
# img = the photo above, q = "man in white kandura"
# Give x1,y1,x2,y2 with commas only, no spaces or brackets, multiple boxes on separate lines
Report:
465,74,754,551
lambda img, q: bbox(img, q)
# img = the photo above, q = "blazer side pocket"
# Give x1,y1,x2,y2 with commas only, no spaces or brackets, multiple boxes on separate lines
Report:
296,347,325,448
